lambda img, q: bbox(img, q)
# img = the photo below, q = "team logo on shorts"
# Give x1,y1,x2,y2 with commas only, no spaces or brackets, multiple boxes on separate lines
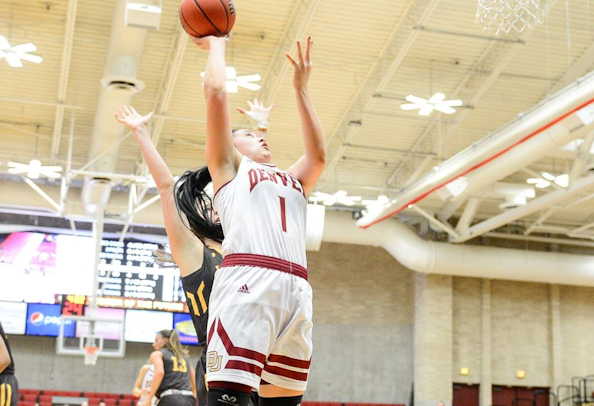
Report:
207,350,223,372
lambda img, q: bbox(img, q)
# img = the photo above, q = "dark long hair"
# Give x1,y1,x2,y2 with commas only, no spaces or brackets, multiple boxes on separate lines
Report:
174,166,224,244
158,329,188,361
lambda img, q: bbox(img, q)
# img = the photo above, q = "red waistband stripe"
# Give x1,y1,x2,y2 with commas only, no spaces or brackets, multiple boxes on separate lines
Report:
221,253,308,281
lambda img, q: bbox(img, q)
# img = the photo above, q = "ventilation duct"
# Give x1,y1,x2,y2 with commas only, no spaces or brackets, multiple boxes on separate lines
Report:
324,211,594,287
81,0,152,215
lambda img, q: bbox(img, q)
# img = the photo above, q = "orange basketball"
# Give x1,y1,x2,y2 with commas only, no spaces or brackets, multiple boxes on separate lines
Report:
179,0,236,38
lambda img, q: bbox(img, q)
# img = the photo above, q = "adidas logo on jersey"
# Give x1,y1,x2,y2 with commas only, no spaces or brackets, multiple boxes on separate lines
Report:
237,284,250,294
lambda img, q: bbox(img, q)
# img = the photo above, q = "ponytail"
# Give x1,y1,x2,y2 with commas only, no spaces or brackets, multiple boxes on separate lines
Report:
158,329,188,362
174,166,224,244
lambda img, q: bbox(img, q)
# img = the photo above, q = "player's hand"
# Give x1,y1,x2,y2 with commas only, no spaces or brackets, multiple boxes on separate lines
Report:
115,106,153,131
140,388,150,397
236,99,274,124
191,35,227,50
285,37,313,91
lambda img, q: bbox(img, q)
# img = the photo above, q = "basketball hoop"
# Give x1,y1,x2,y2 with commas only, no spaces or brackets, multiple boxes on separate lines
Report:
83,346,100,366
476,0,545,35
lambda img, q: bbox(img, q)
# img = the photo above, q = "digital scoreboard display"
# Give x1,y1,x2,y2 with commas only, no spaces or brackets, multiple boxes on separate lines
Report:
61,294,86,317
0,232,187,312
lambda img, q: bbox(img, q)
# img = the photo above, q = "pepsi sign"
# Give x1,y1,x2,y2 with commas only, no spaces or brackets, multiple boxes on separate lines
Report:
26,303,75,337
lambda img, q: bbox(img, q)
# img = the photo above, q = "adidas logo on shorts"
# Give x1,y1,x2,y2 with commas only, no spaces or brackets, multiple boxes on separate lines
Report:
237,284,250,294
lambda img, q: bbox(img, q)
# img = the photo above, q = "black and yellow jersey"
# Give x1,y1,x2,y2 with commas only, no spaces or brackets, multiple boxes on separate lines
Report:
181,246,222,345
157,348,192,397
0,323,15,376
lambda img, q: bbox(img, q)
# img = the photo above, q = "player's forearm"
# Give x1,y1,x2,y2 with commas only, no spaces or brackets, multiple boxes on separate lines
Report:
295,87,326,165
203,40,228,96
133,125,176,193
148,372,164,400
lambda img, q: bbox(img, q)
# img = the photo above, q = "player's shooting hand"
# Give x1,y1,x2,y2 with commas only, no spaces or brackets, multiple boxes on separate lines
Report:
115,106,153,132
191,35,228,51
285,37,313,91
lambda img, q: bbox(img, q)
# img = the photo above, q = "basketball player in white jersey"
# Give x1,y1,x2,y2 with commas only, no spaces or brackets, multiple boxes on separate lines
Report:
195,35,325,406
133,362,156,406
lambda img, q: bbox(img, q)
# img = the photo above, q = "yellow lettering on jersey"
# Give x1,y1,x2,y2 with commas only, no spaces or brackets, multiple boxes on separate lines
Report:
1,383,10,406
186,291,200,316
171,356,187,373
197,281,207,314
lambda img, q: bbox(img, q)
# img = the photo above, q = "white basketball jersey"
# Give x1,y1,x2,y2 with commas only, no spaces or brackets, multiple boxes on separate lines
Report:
214,156,308,268
138,365,156,406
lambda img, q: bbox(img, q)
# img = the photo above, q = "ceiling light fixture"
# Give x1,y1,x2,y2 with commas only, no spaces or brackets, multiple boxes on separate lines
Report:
0,36,43,68
200,67,261,93
400,93,463,116
8,159,62,179
309,190,362,206
527,172,569,189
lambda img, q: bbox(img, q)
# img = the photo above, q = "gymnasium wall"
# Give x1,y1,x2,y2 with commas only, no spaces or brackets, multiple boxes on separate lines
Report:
451,278,594,392
7,242,416,403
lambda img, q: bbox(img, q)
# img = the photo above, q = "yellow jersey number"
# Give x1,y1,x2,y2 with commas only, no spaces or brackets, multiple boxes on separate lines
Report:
186,281,208,316
171,356,187,373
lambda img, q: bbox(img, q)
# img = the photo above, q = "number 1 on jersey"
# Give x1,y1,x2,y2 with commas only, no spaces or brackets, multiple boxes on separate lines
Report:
279,196,287,233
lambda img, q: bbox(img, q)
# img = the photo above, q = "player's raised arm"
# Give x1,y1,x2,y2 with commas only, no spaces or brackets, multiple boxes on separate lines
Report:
286,37,326,196
115,106,204,276
194,36,242,192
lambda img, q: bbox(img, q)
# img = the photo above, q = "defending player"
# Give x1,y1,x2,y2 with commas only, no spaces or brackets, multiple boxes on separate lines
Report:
115,103,270,406
133,361,156,406
195,35,325,405
0,321,18,406
141,330,195,406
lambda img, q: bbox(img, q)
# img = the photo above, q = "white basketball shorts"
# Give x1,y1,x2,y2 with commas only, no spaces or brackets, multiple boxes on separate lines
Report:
205,253,313,392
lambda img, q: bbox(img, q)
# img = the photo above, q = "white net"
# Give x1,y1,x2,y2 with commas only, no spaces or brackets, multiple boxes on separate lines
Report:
83,346,100,366
476,0,545,35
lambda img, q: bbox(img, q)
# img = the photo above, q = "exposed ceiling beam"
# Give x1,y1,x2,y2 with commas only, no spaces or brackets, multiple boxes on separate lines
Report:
453,172,594,243
321,0,442,182
258,0,321,106
50,0,78,161
382,0,561,193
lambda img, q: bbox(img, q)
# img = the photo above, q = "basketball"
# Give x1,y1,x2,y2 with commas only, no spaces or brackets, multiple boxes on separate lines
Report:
179,0,236,38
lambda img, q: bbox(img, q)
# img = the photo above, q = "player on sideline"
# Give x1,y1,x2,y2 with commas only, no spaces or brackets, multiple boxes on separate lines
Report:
195,35,325,405
133,361,156,406
0,321,18,406
141,330,195,406
115,103,270,406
